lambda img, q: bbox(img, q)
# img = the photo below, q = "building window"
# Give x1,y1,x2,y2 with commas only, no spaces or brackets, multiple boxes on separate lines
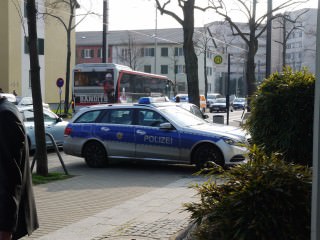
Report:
98,48,103,58
161,65,168,74
174,47,184,56
161,47,168,57
121,48,131,60
207,51,213,59
141,48,154,57
81,49,94,58
175,65,185,74
24,37,44,55
144,65,151,73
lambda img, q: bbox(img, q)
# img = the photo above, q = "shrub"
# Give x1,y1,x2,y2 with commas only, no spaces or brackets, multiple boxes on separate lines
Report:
184,147,312,240
246,68,315,166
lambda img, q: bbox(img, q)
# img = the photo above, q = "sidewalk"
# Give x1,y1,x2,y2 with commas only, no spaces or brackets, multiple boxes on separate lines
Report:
37,178,201,240
23,154,205,240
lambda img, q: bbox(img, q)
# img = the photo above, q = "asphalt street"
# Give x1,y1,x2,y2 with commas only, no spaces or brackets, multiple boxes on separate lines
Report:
21,110,244,239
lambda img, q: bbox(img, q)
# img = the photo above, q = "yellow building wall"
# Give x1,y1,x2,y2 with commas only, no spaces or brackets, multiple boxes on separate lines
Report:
0,1,10,92
44,3,75,105
0,0,75,104
8,0,22,95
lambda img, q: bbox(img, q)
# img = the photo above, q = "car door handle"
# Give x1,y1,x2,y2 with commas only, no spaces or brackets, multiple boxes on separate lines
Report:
100,127,110,132
136,130,146,135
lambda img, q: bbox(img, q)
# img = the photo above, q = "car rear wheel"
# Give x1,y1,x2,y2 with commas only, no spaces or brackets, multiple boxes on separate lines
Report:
193,143,224,169
83,141,108,168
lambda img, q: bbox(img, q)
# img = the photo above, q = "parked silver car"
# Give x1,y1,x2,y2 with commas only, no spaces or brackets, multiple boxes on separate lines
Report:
17,96,50,109
18,106,69,151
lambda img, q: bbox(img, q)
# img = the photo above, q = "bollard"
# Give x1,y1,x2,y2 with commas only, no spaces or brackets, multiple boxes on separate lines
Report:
213,115,224,124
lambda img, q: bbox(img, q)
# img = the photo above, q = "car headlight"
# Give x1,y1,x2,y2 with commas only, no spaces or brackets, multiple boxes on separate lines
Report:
222,136,242,146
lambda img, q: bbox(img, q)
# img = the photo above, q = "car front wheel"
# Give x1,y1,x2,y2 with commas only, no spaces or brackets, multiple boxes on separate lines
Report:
83,141,108,168
193,143,224,169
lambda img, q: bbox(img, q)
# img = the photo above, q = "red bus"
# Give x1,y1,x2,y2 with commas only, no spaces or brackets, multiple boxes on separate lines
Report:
72,63,174,110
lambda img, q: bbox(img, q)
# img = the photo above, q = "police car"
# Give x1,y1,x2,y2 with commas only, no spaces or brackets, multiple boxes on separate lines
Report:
63,97,250,169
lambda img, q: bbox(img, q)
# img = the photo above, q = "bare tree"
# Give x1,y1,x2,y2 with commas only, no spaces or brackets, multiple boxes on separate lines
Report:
40,0,92,115
208,0,308,106
116,32,143,70
155,0,212,107
193,28,213,99
26,0,48,176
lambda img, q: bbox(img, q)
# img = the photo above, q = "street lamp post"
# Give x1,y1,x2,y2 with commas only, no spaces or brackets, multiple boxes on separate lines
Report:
226,53,231,125
154,5,158,74
102,0,108,63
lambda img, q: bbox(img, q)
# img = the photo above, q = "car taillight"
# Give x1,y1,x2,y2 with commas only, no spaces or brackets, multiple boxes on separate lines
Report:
64,126,72,136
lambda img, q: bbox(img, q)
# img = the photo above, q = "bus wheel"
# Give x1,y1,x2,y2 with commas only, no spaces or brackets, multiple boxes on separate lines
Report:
193,143,224,170
83,141,108,168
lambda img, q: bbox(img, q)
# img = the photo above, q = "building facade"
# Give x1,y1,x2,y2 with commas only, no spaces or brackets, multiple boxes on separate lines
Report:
282,8,317,73
0,0,76,104
75,8,317,98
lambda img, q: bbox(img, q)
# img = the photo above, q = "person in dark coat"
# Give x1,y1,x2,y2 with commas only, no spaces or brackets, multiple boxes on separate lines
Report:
0,96,39,240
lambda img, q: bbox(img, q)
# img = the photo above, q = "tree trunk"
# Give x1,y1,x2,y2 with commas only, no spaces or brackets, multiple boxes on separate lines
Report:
245,0,258,110
246,41,257,111
27,0,48,176
183,0,200,107
64,28,72,115
282,17,287,68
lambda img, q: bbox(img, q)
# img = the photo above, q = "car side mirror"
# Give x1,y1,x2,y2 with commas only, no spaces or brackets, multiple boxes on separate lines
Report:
203,114,209,119
56,117,63,123
159,122,173,130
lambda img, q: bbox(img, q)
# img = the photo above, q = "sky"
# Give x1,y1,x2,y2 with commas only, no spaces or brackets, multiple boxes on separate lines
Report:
76,0,319,32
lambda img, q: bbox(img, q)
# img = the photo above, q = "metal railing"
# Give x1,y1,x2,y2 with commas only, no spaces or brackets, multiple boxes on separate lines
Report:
31,133,69,175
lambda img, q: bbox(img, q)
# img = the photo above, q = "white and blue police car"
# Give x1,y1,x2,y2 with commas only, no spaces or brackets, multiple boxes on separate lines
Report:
63,97,250,169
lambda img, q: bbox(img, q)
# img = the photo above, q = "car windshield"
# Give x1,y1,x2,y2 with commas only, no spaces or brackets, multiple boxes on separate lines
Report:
216,98,226,103
158,106,207,127
234,98,245,103
207,95,214,100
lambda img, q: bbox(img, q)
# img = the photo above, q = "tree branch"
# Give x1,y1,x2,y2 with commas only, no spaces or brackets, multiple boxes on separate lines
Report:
155,0,183,25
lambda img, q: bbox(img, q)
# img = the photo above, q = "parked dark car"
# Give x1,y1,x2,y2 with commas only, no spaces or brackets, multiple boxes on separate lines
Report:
210,98,225,112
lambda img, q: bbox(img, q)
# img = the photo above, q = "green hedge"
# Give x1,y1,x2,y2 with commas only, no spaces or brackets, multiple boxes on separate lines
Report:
184,147,312,240
246,68,315,166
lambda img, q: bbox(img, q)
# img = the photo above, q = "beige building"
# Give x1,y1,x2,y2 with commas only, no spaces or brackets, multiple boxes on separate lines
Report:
0,0,75,104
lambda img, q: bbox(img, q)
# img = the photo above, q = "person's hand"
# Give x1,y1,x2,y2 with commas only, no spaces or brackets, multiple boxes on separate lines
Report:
0,231,12,240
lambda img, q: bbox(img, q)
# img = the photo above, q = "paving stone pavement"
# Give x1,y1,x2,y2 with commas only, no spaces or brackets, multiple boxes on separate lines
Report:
22,153,205,240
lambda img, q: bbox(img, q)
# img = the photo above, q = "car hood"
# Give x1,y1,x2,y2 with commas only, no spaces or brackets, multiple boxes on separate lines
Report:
183,123,249,141
23,120,69,128
212,103,226,106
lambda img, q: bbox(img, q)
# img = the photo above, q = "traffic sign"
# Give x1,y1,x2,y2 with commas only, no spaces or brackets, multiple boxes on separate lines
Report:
56,78,64,88
214,55,223,64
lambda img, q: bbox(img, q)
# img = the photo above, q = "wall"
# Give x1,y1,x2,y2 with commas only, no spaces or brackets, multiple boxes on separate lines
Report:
0,1,10,92
44,1,76,104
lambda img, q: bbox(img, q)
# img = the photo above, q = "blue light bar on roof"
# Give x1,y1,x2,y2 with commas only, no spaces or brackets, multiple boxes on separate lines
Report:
138,97,153,104
138,96,170,104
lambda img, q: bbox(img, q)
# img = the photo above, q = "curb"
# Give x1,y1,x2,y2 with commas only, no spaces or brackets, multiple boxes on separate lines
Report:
172,220,197,240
